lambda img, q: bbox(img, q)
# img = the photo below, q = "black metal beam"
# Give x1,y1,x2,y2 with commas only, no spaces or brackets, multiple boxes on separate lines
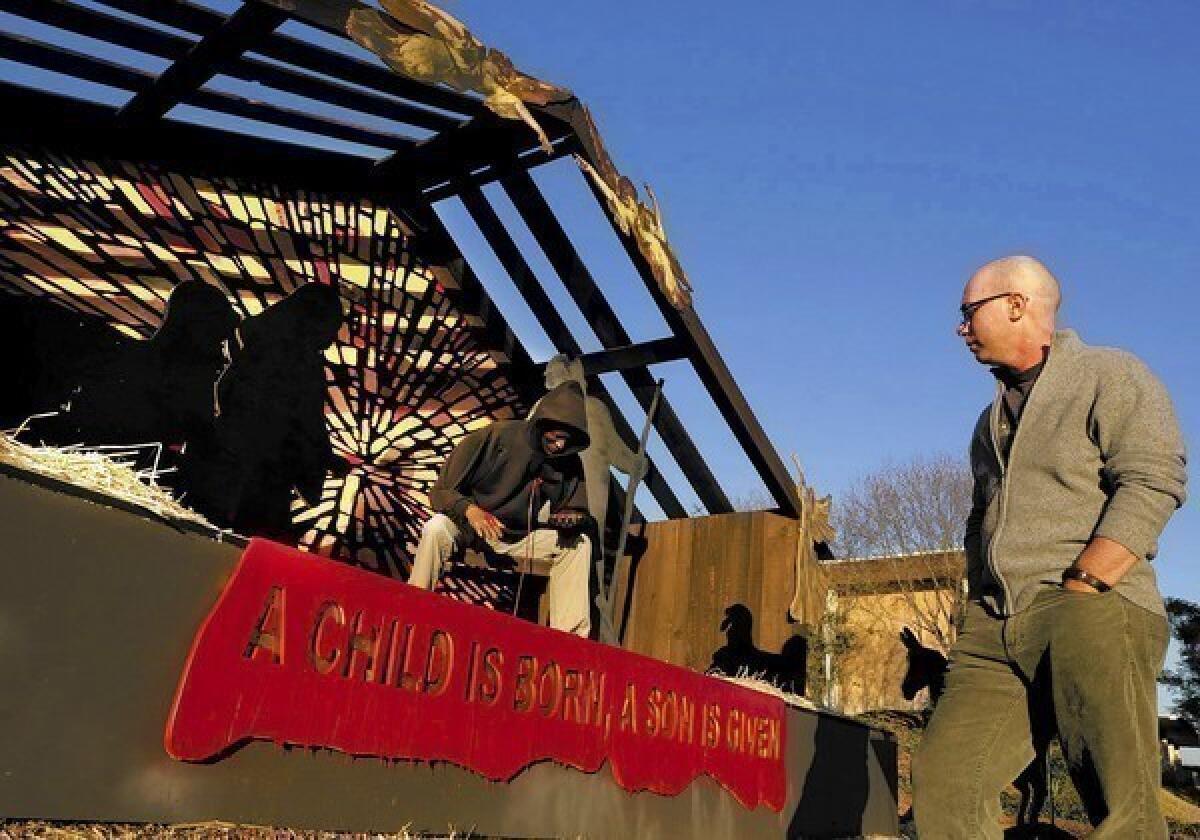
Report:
0,30,147,92
499,171,733,515
0,31,415,154
549,338,688,377
397,203,545,408
6,0,458,135
93,0,485,117
457,187,687,519
421,142,570,203
0,83,379,194
187,87,417,152
578,175,803,518
92,0,228,38
117,1,289,124
225,53,456,135
375,111,574,193
4,0,191,61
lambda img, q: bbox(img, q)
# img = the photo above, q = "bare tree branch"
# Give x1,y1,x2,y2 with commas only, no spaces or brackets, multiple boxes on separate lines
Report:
830,454,971,655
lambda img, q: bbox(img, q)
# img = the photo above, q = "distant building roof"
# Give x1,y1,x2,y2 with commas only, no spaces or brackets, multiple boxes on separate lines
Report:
823,549,965,594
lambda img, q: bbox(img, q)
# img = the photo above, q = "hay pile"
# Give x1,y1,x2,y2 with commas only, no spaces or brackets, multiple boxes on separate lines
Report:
712,673,818,711
0,434,214,530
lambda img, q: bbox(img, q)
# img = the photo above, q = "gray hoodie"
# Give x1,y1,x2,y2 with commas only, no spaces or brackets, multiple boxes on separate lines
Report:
429,381,591,537
966,330,1187,617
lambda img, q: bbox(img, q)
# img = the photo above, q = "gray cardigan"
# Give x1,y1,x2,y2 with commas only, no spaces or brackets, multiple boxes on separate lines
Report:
966,330,1187,617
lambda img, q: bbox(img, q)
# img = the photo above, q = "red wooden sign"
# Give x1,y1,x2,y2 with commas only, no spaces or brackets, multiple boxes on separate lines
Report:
166,539,787,811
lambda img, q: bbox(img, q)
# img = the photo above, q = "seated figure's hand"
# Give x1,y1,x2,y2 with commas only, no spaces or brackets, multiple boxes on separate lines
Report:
466,504,505,542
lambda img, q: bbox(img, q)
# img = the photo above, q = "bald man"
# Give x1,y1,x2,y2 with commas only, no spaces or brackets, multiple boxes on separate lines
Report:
913,257,1187,838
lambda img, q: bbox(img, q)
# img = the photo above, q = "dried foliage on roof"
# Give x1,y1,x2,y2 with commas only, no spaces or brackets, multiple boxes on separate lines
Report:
344,0,572,153
311,0,697,311
577,155,694,310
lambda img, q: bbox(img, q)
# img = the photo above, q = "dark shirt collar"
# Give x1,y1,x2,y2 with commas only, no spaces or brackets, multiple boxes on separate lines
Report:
991,349,1049,389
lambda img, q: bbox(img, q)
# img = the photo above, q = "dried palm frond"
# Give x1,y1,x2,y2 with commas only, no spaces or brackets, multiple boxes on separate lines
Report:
345,3,571,153
262,0,696,311
576,156,694,310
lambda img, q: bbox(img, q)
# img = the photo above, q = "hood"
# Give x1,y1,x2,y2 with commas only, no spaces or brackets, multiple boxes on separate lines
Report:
527,381,590,456
154,280,239,355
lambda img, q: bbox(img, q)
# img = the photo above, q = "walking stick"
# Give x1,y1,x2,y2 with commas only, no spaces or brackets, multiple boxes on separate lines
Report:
594,379,663,645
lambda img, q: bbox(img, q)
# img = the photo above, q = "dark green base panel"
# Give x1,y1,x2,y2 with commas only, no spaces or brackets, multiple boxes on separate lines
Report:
0,468,898,839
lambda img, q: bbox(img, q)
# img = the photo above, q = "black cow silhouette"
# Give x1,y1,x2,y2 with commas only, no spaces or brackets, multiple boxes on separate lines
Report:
900,626,1050,831
2,292,125,432
15,281,237,458
180,283,345,541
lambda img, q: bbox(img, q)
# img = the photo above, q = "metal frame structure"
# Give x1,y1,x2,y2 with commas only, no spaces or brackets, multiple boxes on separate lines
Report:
0,0,801,519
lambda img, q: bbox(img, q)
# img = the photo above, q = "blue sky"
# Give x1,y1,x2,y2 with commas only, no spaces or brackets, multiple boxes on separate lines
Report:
446,1,1199,608
1,3,1194,602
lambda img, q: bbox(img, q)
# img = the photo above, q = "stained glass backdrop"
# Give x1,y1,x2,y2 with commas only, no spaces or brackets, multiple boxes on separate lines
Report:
0,145,528,596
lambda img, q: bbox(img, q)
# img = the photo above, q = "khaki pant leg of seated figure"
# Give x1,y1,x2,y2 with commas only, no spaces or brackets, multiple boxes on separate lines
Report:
492,529,592,638
547,534,591,638
408,513,462,589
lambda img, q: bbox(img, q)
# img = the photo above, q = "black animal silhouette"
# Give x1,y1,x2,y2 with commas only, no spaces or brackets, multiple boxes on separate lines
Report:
900,626,948,705
708,604,807,695
900,626,1050,830
12,281,237,457
1,291,125,432
181,282,345,540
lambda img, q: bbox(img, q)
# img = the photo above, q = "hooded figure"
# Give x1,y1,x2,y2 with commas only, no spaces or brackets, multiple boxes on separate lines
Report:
536,354,645,541
180,283,344,540
412,381,594,637
429,380,591,537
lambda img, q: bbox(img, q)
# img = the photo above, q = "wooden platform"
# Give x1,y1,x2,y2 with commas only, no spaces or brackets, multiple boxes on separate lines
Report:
0,467,897,839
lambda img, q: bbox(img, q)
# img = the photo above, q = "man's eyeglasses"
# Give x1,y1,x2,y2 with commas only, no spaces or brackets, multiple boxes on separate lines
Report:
958,291,1024,327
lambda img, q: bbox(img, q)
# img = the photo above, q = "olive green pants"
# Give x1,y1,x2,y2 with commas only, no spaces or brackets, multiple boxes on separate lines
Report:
913,588,1169,839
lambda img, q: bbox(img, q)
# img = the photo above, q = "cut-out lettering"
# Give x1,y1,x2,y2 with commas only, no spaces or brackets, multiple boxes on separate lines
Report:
166,539,787,813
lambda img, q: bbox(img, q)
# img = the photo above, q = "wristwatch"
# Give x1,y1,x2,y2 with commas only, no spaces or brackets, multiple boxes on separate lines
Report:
1061,566,1112,593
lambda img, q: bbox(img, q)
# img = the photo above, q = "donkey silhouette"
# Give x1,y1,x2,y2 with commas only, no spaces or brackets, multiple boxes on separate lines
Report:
900,626,1050,830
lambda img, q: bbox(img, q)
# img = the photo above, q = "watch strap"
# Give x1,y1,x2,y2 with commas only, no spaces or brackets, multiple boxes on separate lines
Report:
1062,566,1112,593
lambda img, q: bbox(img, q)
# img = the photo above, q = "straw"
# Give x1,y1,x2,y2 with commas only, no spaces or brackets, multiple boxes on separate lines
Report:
0,433,214,529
